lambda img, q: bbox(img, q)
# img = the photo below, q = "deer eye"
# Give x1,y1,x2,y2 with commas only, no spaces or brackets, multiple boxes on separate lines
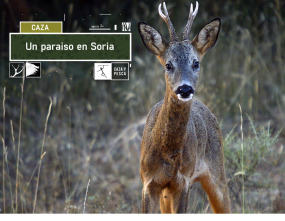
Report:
165,63,172,71
193,60,200,70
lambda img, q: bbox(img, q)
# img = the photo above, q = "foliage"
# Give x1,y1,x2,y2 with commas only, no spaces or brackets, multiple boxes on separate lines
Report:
224,117,281,212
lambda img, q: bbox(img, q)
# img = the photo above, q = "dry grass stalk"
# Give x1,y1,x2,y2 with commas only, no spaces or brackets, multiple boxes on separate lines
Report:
33,97,53,213
83,179,90,213
239,104,245,213
2,87,6,213
15,77,25,212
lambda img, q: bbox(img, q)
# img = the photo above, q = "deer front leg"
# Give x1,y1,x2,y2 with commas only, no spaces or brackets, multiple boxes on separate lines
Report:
142,182,161,213
170,178,191,213
160,188,172,213
199,170,231,213
142,189,150,213
170,187,190,213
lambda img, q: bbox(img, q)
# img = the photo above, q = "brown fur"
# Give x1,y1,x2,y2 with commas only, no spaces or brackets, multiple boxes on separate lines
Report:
141,96,231,213
139,4,230,214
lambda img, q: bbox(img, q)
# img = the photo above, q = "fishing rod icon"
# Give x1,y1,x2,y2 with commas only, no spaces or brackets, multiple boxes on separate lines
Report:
97,65,109,78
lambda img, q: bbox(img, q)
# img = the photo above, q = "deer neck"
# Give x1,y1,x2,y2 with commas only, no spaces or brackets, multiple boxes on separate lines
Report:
154,84,191,151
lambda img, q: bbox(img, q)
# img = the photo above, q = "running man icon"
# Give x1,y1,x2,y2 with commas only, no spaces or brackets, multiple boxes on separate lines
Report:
97,65,108,78
94,63,112,80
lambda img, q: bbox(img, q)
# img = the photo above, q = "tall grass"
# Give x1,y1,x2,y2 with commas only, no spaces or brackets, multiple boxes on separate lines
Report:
33,97,52,213
223,116,280,213
83,179,90,213
15,77,24,212
239,104,245,213
2,87,5,213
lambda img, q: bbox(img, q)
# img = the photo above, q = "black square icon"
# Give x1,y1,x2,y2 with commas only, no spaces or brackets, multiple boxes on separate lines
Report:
112,63,129,80
9,62,24,78
26,62,41,78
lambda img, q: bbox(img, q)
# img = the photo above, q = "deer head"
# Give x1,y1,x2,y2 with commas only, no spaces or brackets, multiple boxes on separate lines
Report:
138,1,221,102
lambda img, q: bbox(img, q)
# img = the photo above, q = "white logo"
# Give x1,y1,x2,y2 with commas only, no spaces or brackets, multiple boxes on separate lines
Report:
122,22,131,31
9,62,24,78
26,62,41,78
94,63,112,80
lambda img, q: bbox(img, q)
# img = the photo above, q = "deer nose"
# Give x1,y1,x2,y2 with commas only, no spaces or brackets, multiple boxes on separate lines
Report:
176,85,194,98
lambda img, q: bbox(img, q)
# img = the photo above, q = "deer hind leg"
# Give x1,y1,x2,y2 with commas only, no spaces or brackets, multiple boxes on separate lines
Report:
199,170,231,213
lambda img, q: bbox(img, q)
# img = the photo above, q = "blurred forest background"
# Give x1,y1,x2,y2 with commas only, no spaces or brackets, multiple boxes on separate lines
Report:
0,0,284,213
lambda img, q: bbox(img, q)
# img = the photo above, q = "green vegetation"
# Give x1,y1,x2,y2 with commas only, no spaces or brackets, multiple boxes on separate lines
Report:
224,117,281,213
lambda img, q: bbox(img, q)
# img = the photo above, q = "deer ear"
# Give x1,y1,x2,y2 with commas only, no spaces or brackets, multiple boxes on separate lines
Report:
192,18,221,59
138,22,168,56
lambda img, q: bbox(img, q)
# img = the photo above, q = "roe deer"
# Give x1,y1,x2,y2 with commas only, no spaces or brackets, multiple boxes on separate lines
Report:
138,1,231,213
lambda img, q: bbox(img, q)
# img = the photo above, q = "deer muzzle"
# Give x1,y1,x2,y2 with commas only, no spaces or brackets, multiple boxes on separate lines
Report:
175,84,195,102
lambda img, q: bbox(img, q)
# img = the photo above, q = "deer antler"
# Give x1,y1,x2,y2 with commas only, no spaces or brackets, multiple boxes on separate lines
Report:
183,1,199,41
158,2,178,42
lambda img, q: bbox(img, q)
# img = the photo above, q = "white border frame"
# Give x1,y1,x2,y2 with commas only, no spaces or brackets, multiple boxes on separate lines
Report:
19,21,63,33
9,33,132,62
